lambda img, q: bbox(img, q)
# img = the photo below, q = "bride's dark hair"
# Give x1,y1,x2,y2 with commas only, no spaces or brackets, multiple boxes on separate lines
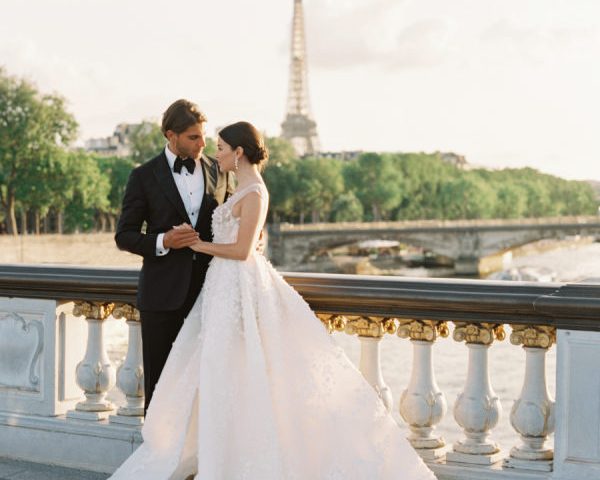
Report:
218,121,269,169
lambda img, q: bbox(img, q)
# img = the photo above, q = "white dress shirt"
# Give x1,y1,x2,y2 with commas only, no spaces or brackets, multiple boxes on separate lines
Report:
156,145,205,256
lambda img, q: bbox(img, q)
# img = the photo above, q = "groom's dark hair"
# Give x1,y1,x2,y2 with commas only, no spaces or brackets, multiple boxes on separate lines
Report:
162,99,207,138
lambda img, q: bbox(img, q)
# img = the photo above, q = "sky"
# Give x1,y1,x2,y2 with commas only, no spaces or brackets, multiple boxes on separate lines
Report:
2,0,599,181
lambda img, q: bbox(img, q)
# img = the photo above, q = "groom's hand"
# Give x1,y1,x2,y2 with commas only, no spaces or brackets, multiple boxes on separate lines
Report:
255,229,266,255
163,224,199,249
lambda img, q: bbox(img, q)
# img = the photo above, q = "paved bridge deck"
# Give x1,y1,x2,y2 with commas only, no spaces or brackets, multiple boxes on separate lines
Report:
0,458,108,480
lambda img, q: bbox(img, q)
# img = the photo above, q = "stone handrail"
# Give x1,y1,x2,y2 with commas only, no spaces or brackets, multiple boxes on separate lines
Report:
1,264,599,330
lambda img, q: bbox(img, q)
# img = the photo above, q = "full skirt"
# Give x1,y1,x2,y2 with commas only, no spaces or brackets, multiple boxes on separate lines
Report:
109,254,436,480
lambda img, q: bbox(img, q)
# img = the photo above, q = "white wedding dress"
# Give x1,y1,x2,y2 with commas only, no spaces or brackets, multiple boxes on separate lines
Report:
109,183,436,480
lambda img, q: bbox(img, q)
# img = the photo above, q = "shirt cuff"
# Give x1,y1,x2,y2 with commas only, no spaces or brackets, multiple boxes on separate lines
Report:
156,233,170,256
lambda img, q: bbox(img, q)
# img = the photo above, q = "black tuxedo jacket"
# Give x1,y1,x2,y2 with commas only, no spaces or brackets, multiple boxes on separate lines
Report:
115,151,234,311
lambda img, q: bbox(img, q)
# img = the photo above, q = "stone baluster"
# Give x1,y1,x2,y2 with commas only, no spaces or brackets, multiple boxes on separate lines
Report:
397,319,449,461
504,325,555,472
447,322,505,465
109,303,145,426
67,301,116,421
318,314,394,411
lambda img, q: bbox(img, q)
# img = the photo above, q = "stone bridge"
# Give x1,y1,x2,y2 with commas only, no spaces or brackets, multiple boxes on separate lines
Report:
267,216,600,274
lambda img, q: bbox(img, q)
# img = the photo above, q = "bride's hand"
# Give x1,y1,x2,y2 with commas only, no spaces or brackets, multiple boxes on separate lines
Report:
190,240,205,253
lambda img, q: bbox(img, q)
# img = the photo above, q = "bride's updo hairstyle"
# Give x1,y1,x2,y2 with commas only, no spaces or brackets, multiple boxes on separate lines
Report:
219,121,269,170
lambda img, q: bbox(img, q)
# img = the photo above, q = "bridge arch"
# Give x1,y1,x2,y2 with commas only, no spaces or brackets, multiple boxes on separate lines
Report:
267,216,600,274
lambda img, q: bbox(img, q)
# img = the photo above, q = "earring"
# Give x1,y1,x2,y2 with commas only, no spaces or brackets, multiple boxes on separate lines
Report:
234,155,239,170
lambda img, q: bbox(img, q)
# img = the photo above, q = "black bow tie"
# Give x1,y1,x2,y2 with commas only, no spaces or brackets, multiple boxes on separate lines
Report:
173,156,196,174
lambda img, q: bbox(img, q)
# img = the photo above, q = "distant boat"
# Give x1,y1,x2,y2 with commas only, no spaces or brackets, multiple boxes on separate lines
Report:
487,266,557,282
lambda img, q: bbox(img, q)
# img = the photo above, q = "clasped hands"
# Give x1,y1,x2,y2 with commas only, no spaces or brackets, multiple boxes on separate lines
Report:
164,224,265,254
163,224,203,251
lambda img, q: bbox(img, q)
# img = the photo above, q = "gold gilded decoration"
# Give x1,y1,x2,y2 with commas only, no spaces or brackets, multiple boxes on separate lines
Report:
112,303,141,322
438,322,450,338
494,325,506,342
345,316,385,337
510,325,556,349
382,318,398,335
316,315,398,338
73,301,115,320
317,314,347,334
452,322,505,345
396,319,450,342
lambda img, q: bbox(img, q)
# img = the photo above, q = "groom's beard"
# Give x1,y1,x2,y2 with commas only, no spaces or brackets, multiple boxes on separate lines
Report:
175,142,203,160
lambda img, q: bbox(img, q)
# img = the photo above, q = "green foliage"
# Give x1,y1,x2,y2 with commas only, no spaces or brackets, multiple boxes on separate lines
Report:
0,68,78,233
260,143,598,224
129,121,164,164
95,155,136,214
438,173,496,219
62,151,111,232
204,137,217,157
332,192,364,222
343,153,403,220
263,137,301,222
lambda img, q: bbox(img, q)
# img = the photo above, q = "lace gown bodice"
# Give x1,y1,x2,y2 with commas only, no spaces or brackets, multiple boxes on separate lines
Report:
211,182,268,245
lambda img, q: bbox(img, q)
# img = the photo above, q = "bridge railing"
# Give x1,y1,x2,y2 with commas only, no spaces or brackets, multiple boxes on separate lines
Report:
1,264,599,479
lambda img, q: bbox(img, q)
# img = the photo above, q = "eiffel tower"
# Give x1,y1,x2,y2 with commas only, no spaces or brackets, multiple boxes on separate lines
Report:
281,0,320,157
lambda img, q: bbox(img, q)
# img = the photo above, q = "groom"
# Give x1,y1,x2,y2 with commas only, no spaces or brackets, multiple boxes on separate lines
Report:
115,99,234,412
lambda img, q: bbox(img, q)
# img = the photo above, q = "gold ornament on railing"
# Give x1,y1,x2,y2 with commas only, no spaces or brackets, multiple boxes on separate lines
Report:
316,314,347,334
494,324,506,341
452,322,505,345
509,324,556,349
316,314,399,338
396,319,449,342
345,316,384,337
382,318,398,335
72,301,115,320
438,321,450,338
112,303,141,322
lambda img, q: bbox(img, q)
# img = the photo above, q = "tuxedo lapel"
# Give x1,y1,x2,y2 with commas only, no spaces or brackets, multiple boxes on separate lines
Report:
152,152,192,224
201,154,218,194
196,155,220,232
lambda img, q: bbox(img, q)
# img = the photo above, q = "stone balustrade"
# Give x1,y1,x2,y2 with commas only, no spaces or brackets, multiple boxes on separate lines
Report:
1,265,600,479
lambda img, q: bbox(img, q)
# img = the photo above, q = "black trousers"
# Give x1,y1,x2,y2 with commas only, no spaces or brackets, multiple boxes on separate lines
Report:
140,258,207,413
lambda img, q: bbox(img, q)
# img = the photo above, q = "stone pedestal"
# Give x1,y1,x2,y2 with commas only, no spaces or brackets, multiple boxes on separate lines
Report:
358,336,393,411
0,298,86,416
554,329,600,479
448,322,504,466
399,340,447,457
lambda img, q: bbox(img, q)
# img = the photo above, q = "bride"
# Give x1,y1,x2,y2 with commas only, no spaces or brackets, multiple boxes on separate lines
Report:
109,121,436,480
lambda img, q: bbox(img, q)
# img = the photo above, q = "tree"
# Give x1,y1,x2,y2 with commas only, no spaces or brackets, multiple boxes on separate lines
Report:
262,137,299,223
439,174,496,219
394,152,459,220
493,183,527,218
265,137,297,165
129,121,164,164
204,137,217,157
0,68,77,234
560,181,597,215
62,151,110,232
16,148,72,233
343,153,403,221
293,157,344,223
95,155,136,230
331,192,364,222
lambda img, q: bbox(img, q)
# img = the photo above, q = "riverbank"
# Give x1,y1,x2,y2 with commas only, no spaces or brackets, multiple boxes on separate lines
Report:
0,233,141,267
